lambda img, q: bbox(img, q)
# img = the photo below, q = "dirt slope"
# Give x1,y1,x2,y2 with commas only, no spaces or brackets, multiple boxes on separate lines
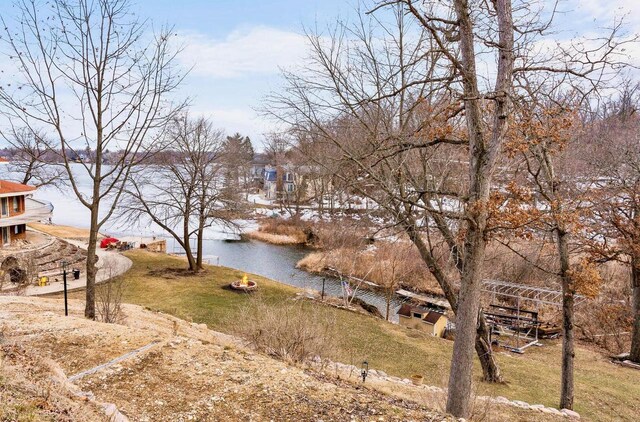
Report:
1,297,456,421
0,296,566,421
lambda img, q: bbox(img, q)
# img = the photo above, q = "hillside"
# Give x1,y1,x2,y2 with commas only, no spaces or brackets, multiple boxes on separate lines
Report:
0,296,456,421
0,296,572,421
47,250,640,421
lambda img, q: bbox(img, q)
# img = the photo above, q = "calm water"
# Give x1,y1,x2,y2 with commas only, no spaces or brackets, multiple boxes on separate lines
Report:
1,163,404,320
179,237,404,321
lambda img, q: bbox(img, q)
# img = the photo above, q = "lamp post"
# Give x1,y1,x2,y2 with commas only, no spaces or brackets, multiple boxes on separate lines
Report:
361,360,369,383
62,260,69,316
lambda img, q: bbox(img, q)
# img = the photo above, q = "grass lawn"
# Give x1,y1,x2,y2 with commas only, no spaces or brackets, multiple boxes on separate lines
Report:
61,250,639,421
28,223,100,240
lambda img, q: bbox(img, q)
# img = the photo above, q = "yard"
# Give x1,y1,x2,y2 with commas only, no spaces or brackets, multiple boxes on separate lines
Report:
59,250,639,421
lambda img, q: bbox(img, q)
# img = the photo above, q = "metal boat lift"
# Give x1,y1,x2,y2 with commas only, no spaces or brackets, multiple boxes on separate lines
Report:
482,279,586,307
481,280,582,354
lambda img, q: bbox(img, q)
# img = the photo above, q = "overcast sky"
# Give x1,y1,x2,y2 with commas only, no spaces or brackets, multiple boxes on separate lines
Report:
0,0,638,150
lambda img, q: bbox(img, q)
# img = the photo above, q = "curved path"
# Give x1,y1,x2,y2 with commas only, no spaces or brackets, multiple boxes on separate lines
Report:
25,238,132,296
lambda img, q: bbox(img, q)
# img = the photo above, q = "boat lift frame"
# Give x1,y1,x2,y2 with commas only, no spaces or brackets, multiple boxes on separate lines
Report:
480,280,584,354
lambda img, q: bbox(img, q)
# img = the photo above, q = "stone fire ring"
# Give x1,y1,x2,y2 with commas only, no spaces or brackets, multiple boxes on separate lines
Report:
230,280,258,292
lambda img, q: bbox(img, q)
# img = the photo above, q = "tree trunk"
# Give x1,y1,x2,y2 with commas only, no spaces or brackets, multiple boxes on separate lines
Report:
476,311,502,382
447,226,487,417
446,0,513,415
183,199,197,272
386,290,391,321
21,161,34,185
558,229,575,410
196,226,204,270
183,235,197,272
196,212,205,270
85,205,99,319
402,219,502,384
629,256,640,363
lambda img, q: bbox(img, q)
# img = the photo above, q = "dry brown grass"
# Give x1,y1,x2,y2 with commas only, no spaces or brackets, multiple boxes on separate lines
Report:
28,222,104,240
245,230,305,245
248,218,310,244
47,252,640,420
297,242,442,295
2,296,454,421
296,250,327,273
0,344,105,421
232,295,337,363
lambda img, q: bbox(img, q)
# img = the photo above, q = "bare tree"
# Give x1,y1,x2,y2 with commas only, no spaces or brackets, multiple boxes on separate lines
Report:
95,256,127,323
121,115,237,272
266,2,506,406
374,240,413,321
2,127,65,188
585,84,640,363
503,93,604,410
267,0,631,416
0,0,185,319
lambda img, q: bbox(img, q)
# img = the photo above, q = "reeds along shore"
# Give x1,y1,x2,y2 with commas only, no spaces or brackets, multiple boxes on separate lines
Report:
244,230,306,245
245,218,310,245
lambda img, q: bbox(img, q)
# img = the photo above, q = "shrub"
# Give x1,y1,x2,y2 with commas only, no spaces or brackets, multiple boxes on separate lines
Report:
95,257,127,324
233,295,337,363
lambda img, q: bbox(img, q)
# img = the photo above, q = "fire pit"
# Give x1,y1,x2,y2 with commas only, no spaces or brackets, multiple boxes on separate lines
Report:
230,274,258,292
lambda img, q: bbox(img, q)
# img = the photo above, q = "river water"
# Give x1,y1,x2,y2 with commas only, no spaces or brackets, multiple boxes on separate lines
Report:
0,164,404,320
195,237,404,321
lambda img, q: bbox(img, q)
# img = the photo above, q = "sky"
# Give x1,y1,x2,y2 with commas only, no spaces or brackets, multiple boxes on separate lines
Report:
0,0,638,150
137,0,354,148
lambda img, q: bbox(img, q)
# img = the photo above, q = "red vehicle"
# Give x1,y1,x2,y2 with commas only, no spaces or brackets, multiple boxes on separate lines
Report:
100,237,119,248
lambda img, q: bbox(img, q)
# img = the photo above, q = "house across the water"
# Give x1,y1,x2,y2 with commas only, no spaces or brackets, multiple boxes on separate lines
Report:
0,180,52,247
397,304,448,337
263,165,296,200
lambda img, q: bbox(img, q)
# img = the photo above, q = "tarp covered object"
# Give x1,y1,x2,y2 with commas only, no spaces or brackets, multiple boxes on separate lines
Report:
100,237,119,248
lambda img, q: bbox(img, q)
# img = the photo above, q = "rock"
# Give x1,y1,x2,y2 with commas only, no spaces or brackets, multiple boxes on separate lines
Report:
512,400,530,408
561,409,581,419
494,396,510,404
530,404,545,410
621,360,640,370
541,407,563,415
102,403,129,421
74,391,95,401
368,369,378,377
401,378,412,384
103,403,117,416
377,370,388,377
611,352,630,361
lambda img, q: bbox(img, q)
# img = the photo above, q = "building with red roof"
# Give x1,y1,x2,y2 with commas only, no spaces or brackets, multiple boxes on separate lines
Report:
0,180,52,248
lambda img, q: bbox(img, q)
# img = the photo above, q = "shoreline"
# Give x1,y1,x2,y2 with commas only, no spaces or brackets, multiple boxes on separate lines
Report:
244,230,306,245
32,221,429,318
